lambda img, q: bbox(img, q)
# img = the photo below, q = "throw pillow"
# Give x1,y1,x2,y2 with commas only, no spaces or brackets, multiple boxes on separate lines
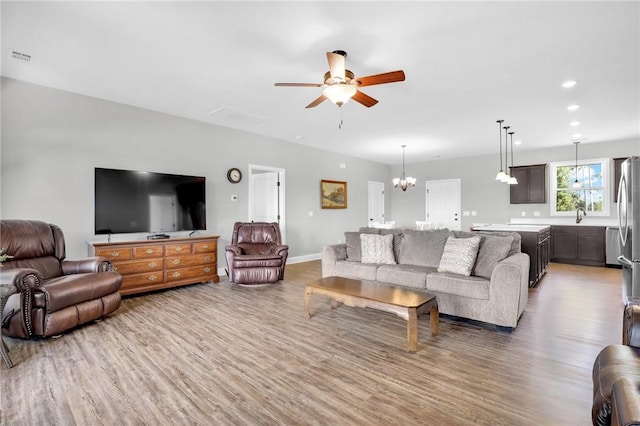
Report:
437,235,481,276
473,234,514,279
360,233,396,265
397,228,451,267
345,231,363,262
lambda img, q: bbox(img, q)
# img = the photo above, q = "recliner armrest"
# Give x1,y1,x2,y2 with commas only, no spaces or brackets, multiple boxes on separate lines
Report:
611,378,640,426
61,257,113,274
0,268,43,291
225,246,243,256
624,304,640,349
275,245,289,256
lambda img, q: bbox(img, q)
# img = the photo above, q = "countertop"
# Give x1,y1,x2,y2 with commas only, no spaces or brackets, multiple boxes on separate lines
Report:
509,217,619,227
471,224,551,233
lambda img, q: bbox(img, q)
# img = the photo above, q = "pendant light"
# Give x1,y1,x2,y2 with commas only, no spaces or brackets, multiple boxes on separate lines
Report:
572,141,581,188
501,125,511,182
393,144,416,191
508,131,518,185
495,120,506,181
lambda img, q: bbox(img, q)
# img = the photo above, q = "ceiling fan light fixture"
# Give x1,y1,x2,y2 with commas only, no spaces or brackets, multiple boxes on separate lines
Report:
323,84,357,106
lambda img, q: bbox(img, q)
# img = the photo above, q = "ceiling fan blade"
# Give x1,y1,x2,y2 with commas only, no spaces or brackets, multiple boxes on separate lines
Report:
305,95,327,108
275,83,323,87
352,90,378,108
327,51,346,82
355,70,405,87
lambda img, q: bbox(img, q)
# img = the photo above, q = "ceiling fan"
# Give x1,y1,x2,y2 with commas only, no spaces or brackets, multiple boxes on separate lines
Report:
274,50,405,108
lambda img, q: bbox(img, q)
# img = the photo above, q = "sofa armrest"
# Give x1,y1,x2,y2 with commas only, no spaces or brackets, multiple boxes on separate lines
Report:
275,245,289,256
624,305,640,348
487,252,530,328
61,257,113,274
321,244,347,278
611,378,640,426
0,268,43,291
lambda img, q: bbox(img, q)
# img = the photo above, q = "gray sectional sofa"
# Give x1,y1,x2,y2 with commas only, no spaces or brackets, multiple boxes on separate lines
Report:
321,227,530,329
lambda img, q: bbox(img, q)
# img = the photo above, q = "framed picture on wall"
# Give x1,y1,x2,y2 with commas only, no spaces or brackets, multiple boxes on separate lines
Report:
321,179,347,209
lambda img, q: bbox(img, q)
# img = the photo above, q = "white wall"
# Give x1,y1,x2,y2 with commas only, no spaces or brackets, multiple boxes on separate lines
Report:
0,78,391,263
388,138,639,230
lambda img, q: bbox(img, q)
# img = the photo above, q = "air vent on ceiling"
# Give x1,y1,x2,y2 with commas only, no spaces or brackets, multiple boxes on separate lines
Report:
8,49,31,62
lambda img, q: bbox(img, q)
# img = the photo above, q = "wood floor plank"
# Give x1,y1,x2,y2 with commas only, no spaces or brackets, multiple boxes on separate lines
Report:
1,261,624,425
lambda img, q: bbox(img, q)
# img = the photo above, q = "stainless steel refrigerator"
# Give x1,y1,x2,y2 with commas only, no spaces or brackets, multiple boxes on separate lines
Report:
618,156,640,303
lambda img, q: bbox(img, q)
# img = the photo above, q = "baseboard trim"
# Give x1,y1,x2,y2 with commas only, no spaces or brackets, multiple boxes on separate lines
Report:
217,252,320,276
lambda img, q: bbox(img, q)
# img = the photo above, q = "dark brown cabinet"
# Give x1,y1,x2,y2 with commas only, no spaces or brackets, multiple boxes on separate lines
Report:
550,225,606,266
519,228,551,287
510,164,546,204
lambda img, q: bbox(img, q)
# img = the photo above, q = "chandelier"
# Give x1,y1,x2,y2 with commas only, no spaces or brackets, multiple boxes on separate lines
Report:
393,145,416,191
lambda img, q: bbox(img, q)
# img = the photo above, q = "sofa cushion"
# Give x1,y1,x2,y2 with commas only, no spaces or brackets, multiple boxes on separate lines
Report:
335,260,378,281
454,230,521,256
345,231,363,261
360,234,396,265
427,272,490,300
397,229,450,267
376,264,435,289
473,234,514,279
379,228,404,262
437,236,481,276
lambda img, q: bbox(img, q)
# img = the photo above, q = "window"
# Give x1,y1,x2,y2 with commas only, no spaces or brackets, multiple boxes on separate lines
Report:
549,158,609,216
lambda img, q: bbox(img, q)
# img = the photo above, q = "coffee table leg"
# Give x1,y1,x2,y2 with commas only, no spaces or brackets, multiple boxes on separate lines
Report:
304,287,312,319
407,307,418,353
430,307,439,336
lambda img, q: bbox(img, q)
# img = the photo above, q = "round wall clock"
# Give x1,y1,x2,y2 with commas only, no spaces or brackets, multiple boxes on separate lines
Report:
227,168,242,183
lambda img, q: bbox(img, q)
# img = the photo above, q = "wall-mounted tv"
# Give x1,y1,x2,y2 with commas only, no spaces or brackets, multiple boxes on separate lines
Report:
95,168,206,235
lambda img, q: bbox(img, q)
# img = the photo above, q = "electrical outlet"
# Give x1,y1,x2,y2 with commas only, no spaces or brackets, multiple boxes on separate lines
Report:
463,211,470,216
521,211,526,217
471,211,478,216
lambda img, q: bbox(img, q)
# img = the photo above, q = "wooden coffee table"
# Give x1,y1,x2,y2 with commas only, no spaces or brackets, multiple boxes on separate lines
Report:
304,276,438,352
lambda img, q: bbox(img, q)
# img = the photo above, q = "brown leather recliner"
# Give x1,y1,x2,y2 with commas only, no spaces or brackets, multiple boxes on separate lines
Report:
1,220,122,338
225,222,288,284
592,303,640,426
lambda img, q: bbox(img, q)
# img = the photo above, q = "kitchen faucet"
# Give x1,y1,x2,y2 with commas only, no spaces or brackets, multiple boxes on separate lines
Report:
576,206,587,224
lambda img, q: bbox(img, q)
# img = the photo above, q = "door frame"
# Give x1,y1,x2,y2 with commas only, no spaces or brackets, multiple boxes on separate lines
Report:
248,164,286,243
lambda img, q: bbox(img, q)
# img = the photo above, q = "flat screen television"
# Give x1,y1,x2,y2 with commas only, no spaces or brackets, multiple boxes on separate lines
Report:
95,167,206,235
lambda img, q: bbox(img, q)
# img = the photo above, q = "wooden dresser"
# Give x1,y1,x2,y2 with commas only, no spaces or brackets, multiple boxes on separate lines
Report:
89,236,220,296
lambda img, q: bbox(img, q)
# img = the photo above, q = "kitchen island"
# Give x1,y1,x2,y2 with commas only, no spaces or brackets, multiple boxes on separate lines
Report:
471,224,551,288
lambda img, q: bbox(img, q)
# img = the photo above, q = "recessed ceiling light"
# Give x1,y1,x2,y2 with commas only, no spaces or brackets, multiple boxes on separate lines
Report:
562,80,577,88
567,104,580,111
570,121,581,127
572,133,582,138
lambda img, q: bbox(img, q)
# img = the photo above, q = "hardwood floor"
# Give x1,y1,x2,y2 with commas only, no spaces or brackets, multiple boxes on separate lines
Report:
1,261,624,425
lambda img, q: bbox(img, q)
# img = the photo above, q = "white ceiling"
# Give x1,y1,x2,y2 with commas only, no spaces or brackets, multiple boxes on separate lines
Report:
2,1,638,165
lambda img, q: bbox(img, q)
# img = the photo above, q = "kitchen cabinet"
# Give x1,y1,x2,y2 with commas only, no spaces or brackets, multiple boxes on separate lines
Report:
550,225,606,266
510,164,546,204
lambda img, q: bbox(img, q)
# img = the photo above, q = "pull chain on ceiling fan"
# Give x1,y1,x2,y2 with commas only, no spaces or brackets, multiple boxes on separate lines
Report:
275,50,405,109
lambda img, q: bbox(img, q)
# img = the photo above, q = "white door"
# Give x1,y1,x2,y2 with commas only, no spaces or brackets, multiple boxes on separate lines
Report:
368,181,385,225
248,164,286,242
426,179,461,230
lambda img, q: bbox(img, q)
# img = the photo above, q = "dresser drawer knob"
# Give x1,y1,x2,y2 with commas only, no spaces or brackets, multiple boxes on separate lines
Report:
172,259,181,265
172,271,181,278
148,262,157,268
204,256,211,261
204,267,211,273
175,247,183,252
146,249,154,254
148,275,158,281
203,244,210,249
111,251,120,257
